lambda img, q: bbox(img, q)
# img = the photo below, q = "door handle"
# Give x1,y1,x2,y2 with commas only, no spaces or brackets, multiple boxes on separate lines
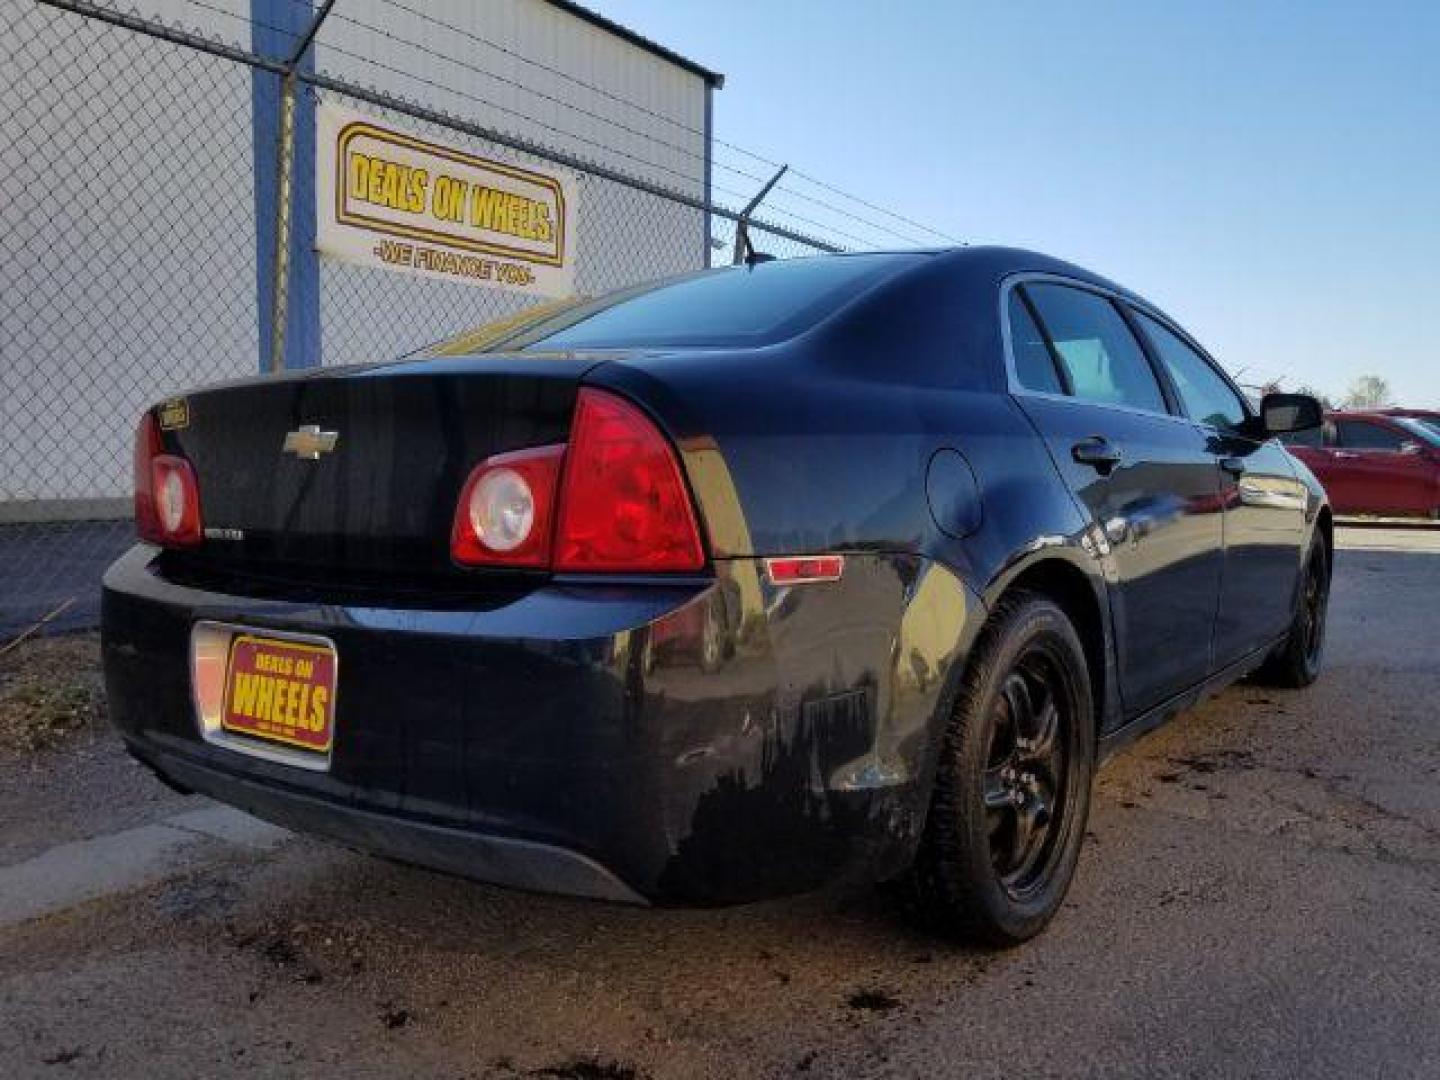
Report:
1333,451,1360,460
1072,436,1122,475
1219,456,1247,477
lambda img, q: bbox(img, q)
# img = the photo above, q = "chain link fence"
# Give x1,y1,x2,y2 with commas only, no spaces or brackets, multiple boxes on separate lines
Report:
2,0,267,636
0,0,853,639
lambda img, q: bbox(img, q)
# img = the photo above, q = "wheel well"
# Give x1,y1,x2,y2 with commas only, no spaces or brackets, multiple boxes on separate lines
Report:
998,559,1108,734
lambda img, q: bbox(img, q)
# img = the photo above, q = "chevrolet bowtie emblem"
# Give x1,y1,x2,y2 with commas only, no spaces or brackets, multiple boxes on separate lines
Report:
282,424,339,460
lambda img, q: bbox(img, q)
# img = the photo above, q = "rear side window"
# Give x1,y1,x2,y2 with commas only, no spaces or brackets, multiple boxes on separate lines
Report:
1335,419,1406,450
1024,284,1167,413
1007,291,1064,394
1133,311,1247,432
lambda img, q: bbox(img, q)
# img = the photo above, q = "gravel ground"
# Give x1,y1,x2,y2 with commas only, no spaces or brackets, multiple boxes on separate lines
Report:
1,525,1437,1079
0,634,105,758
0,634,190,865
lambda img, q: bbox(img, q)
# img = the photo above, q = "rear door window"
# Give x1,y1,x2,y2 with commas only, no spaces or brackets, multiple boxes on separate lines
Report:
1024,284,1167,414
1133,312,1247,433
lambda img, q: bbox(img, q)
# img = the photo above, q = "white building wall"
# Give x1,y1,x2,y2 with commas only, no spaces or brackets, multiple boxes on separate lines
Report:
315,0,708,197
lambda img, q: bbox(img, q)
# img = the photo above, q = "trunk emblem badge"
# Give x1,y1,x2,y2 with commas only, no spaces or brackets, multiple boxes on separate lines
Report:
283,424,339,460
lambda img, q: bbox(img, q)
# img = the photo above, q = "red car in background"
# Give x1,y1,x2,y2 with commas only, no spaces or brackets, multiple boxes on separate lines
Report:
1284,410,1440,518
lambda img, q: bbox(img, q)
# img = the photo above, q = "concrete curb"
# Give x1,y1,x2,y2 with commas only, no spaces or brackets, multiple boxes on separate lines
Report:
0,804,289,927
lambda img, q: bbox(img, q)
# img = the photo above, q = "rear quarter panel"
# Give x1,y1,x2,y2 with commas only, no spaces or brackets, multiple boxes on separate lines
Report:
586,253,1119,793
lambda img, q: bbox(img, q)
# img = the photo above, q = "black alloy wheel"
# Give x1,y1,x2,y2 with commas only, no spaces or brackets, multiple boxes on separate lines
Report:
906,591,1094,945
984,651,1074,898
1256,536,1330,688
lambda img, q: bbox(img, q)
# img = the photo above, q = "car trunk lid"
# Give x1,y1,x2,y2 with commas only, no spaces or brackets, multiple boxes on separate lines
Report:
160,356,597,582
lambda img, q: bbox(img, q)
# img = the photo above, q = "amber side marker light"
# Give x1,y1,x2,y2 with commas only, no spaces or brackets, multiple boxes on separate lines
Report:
765,555,845,585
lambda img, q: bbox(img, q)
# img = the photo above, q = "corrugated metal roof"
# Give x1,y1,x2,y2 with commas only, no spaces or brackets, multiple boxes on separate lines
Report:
540,0,725,87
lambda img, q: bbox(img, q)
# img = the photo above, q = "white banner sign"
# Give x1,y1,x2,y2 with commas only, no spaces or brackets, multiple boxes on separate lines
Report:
316,104,578,297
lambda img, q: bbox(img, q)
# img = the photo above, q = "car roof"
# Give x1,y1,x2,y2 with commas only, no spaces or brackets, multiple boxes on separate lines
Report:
1374,407,1440,418
1325,411,1405,422
865,245,1144,297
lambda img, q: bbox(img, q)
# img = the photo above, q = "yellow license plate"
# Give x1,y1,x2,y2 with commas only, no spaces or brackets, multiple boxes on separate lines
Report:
220,634,336,753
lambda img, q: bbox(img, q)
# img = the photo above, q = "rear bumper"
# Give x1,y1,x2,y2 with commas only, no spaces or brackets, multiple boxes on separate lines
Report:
102,544,980,905
125,740,646,904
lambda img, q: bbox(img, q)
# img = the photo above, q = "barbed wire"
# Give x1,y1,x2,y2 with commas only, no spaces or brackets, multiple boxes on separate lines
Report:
168,0,765,203
154,0,954,249
355,0,952,247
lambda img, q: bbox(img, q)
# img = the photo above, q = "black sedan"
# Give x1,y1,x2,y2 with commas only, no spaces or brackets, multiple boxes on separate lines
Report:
103,247,1330,943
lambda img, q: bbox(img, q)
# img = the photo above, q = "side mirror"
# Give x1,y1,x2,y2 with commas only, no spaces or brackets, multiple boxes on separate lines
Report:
1260,393,1323,435
1400,440,1425,456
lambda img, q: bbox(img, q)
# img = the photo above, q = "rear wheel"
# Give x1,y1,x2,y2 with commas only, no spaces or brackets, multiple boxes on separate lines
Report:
905,592,1094,945
1255,535,1330,687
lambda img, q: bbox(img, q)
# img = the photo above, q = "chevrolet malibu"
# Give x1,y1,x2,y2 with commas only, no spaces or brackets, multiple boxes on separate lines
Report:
103,248,1331,943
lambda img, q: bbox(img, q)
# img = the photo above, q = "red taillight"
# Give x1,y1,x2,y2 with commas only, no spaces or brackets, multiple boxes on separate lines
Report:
554,389,705,573
134,411,203,546
451,444,564,567
450,389,706,574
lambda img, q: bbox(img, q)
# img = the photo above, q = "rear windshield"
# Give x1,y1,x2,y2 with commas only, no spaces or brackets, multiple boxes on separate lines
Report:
436,253,924,353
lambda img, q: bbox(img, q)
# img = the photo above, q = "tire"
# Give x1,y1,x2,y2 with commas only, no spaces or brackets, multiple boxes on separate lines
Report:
904,591,1095,946
1254,535,1331,688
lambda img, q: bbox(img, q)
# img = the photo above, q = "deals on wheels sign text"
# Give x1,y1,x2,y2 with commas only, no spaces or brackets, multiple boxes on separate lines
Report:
316,104,578,297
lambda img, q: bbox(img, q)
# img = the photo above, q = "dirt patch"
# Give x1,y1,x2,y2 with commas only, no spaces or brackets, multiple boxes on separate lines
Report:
531,1060,646,1080
380,1006,414,1030
0,632,105,757
845,988,902,1013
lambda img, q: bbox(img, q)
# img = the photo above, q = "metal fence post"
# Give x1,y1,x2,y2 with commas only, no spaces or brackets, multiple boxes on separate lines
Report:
732,166,788,265
267,71,297,373
264,0,333,374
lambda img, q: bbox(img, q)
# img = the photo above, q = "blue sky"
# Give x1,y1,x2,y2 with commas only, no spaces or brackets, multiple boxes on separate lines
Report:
599,0,1440,406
